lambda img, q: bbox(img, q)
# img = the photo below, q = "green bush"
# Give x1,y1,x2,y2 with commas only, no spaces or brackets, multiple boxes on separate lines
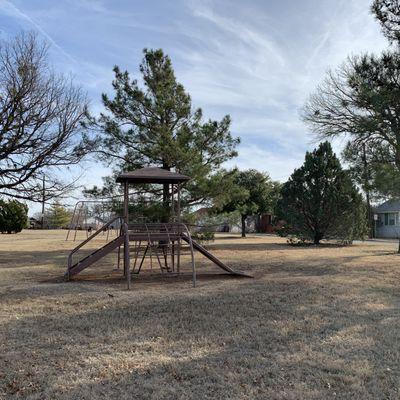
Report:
191,231,215,243
0,199,28,234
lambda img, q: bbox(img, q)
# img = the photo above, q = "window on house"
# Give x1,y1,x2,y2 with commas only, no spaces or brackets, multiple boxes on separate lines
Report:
384,212,397,226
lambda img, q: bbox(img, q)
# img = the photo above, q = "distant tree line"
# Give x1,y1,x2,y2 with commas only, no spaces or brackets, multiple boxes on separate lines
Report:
32,202,71,229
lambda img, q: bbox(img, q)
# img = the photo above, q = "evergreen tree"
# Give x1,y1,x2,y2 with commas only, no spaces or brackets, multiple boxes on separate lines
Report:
303,2,400,199
86,49,239,215
221,169,280,237
0,199,28,233
342,141,376,236
372,0,400,44
46,202,71,228
276,142,366,244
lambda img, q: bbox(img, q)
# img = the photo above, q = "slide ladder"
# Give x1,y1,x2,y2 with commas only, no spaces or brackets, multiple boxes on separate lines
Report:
66,216,126,279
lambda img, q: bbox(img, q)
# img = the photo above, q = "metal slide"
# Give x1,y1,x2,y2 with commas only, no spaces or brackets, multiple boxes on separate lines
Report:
181,234,252,278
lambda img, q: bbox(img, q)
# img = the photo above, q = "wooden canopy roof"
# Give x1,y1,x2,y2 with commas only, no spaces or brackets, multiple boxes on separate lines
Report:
116,167,190,184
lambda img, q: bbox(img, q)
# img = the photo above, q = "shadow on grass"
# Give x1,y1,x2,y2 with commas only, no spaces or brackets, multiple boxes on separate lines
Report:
0,248,120,270
2,276,400,399
205,241,359,252
0,249,70,269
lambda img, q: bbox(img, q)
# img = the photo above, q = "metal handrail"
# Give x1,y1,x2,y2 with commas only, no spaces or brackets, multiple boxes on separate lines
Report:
67,216,123,276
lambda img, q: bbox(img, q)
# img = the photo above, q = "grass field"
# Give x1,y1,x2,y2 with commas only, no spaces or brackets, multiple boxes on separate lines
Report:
1,230,400,399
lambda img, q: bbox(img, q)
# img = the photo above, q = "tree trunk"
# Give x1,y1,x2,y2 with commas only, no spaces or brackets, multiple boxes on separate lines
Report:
366,189,373,238
362,144,373,238
162,164,171,223
162,183,169,221
241,214,246,238
255,214,261,233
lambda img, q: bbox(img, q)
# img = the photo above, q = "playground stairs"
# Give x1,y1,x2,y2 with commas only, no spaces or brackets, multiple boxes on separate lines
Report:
67,235,124,278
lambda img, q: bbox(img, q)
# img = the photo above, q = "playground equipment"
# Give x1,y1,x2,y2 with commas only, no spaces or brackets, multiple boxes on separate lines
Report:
65,167,250,288
66,199,121,242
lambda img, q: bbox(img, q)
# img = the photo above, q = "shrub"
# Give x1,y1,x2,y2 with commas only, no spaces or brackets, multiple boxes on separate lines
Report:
0,199,28,233
191,231,215,244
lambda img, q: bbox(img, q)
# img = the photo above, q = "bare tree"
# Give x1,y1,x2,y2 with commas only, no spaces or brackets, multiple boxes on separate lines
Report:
0,32,89,201
302,53,400,169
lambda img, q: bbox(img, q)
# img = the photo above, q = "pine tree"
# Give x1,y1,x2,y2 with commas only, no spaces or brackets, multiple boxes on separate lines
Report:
342,141,377,237
46,202,71,229
86,48,239,214
372,0,400,44
277,142,366,244
303,2,400,199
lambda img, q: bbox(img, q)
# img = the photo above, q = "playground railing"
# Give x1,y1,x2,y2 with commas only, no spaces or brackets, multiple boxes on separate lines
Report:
67,215,124,276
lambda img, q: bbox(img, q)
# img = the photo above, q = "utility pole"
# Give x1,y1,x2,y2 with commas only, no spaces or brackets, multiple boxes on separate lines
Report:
41,175,45,229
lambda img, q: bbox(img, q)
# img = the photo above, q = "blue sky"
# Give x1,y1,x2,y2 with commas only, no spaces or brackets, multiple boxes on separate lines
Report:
0,0,389,212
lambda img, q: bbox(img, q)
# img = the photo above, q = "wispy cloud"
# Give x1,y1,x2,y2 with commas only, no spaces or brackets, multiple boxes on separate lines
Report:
188,0,286,67
0,0,391,196
0,0,78,64
170,0,388,180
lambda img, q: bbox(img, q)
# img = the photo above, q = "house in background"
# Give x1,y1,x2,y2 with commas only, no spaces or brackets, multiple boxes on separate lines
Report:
374,199,400,238
191,208,278,234
29,217,42,229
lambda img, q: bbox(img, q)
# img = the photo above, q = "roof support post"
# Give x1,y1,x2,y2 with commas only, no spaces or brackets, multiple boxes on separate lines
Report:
123,182,129,225
171,183,175,222
124,224,131,290
123,181,131,288
177,183,181,223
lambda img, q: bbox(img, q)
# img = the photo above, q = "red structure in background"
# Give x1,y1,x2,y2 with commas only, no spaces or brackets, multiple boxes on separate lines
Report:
259,214,283,233
259,214,274,233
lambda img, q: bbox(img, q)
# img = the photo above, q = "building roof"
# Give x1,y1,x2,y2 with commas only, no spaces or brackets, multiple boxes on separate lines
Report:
374,199,400,213
116,167,190,184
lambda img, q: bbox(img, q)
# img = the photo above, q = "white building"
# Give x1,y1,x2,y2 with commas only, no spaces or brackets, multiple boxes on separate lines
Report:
374,200,400,238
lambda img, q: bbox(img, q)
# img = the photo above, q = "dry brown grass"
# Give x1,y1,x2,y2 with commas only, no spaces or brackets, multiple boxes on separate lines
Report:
1,230,400,399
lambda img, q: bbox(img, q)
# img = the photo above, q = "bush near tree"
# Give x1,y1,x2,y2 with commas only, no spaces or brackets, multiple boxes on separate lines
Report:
0,199,28,233
276,142,367,245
